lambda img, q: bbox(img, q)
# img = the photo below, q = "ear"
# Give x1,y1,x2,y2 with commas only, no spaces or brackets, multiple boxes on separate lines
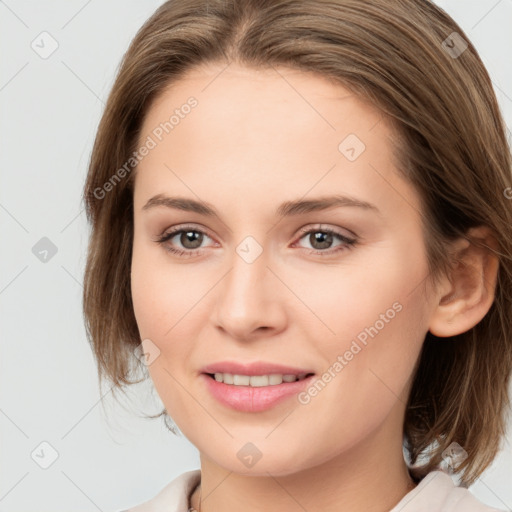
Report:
428,226,500,337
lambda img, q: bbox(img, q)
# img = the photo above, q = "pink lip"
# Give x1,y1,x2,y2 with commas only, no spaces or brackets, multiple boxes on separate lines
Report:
200,360,314,376
201,373,316,413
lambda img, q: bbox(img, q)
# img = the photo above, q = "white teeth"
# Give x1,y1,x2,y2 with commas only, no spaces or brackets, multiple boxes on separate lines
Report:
233,374,250,386
212,373,309,386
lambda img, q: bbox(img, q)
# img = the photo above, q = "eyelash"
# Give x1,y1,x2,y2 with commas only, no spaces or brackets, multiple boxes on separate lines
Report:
154,223,357,258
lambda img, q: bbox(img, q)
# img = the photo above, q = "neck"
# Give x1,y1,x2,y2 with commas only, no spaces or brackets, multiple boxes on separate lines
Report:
189,416,416,512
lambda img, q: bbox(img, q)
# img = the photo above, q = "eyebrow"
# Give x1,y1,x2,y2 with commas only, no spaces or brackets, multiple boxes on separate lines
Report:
142,193,380,217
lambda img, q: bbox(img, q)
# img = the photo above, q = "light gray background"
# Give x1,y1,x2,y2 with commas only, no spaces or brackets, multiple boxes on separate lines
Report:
1,1,511,511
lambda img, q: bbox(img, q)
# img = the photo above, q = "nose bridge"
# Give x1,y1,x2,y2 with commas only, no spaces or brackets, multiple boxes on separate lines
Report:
213,234,283,337
223,236,270,306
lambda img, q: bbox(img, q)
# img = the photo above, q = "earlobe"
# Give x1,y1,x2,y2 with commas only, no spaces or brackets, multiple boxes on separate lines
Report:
428,227,500,338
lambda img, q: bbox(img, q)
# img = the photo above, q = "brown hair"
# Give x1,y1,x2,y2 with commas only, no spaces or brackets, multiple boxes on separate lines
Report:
82,0,512,486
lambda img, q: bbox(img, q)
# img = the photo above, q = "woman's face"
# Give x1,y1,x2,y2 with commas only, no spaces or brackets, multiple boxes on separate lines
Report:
131,63,437,475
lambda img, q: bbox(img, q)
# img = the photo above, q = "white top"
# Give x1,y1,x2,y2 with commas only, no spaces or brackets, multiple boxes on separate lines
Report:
120,469,506,512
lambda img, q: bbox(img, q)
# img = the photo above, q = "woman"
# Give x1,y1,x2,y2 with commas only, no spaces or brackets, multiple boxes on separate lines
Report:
82,0,512,510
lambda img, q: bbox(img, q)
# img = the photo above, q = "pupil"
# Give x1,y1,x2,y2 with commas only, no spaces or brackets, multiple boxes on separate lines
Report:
181,231,202,249
311,231,332,249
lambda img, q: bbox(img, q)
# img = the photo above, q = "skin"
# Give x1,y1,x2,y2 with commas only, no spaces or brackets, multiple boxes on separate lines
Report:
130,63,499,512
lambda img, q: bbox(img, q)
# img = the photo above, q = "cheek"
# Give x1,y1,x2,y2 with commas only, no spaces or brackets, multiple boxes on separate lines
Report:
307,241,429,403
130,244,162,338
130,244,199,416
345,289,428,413
301,247,425,354
131,235,194,338
130,238,214,373
299,292,427,450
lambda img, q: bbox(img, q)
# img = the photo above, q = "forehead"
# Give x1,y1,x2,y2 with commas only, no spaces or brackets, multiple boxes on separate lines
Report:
141,63,386,139
133,63,420,223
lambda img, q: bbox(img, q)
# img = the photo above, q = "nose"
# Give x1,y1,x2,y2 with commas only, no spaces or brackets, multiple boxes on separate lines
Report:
212,243,287,341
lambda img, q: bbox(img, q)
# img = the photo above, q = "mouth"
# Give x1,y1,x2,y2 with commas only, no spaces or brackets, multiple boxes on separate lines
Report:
203,372,315,387
201,371,317,412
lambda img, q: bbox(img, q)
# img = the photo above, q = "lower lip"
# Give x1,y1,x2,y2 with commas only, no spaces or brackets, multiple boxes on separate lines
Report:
201,373,315,412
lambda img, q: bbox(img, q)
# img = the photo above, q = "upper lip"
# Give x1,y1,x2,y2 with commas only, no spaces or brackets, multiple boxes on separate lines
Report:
201,361,315,376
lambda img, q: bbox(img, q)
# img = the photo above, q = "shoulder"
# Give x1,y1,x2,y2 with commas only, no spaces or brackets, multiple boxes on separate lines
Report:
119,469,201,512
390,470,507,512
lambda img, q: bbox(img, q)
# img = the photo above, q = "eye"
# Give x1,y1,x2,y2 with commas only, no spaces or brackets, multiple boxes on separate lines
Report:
293,225,357,256
154,224,216,257
154,223,358,258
